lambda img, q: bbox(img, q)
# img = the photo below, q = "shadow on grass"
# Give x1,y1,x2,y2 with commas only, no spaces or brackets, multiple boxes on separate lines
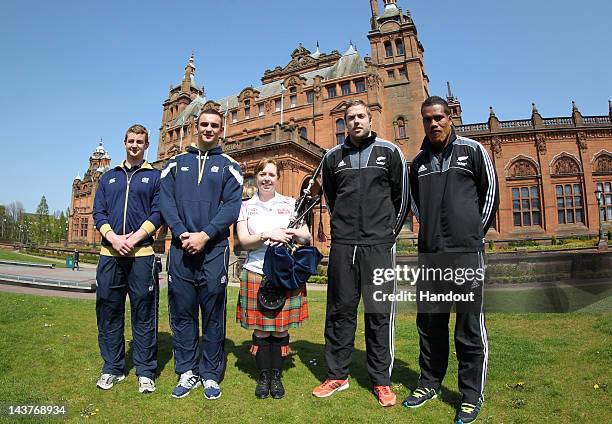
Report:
124,332,174,378
227,337,298,382
290,340,462,407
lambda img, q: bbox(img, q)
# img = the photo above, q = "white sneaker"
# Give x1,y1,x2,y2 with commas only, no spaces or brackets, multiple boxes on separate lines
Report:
172,371,201,398
96,373,125,390
138,376,156,394
203,379,221,400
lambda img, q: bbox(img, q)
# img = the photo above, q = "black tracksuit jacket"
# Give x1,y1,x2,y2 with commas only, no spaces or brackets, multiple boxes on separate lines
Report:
409,132,499,253
321,132,410,245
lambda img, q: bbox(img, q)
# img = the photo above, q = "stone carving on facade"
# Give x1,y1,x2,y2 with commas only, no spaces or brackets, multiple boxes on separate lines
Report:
508,159,538,178
552,156,581,176
283,75,307,89
265,100,272,113
490,136,502,158
594,154,612,174
535,133,547,154
576,131,588,151
366,67,382,90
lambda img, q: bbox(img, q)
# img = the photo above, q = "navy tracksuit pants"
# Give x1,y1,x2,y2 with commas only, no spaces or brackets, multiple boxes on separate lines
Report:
168,244,229,382
96,255,159,379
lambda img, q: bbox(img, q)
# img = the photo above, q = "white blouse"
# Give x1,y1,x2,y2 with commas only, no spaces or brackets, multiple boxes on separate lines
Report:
237,192,296,274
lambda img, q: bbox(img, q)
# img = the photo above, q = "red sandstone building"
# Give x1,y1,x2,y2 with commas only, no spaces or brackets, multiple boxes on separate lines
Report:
69,0,612,247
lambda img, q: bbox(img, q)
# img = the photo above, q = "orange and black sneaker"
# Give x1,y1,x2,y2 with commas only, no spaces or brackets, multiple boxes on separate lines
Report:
374,385,397,407
312,379,349,398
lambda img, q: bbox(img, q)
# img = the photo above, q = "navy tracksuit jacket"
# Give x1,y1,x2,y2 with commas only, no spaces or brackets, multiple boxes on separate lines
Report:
160,144,243,381
92,160,162,379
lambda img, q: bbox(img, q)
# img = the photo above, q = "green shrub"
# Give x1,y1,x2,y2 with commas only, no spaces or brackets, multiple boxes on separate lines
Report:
508,239,539,248
308,275,327,284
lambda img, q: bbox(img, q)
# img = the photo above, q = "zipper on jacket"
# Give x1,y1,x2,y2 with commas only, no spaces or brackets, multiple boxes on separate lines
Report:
121,166,145,235
358,146,362,244
197,151,209,185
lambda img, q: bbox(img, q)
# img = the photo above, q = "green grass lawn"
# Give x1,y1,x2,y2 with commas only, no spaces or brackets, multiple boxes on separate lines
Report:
0,288,610,423
0,249,66,267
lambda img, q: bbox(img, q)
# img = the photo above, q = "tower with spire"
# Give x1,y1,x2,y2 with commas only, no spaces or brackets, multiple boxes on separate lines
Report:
158,54,205,160
367,0,429,156
446,81,463,125
69,141,111,245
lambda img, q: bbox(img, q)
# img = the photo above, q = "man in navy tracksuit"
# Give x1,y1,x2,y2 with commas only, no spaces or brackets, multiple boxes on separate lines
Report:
160,107,243,400
93,124,162,394
403,97,499,424
312,100,410,407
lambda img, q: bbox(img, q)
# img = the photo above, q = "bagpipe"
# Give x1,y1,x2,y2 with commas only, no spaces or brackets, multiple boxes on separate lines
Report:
258,159,325,310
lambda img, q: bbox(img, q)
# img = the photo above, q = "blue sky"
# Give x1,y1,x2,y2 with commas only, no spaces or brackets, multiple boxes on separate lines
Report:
1,0,610,213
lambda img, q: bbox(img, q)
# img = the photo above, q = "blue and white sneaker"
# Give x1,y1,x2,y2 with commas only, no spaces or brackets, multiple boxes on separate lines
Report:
96,373,125,390
203,380,222,400
172,371,201,398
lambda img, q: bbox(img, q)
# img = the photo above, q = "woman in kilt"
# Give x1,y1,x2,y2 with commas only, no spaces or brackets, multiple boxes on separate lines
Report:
235,158,311,399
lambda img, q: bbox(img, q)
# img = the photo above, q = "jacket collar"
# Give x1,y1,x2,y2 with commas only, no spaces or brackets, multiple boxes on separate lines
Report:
114,160,153,170
342,131,377,150
420,129,457,155
187,144,223,156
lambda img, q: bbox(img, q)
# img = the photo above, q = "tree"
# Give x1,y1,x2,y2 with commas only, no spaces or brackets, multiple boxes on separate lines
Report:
36,196,49,216
35,196,50,244
6,202,24,241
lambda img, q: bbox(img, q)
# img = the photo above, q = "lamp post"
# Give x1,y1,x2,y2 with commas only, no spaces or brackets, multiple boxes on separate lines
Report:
595,189,607,251
1,218,5,239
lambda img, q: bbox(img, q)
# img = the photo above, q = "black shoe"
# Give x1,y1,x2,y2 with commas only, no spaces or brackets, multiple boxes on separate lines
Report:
255,370,270,399
270,369,285,399
402,387,440,408
455,399,483,424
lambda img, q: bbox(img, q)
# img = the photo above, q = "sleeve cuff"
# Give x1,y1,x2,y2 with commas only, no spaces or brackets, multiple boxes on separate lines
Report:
99,224,112,237
140,220,157,236
203,224,219,240
171,222,189,238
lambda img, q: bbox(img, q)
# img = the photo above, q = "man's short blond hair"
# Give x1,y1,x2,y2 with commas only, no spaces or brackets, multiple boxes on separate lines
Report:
343,99,371,121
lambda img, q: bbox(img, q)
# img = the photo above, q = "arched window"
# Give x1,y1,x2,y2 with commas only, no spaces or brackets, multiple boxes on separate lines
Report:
397,118,406,139
506,157,542,227
551,154,584,224
395,39,405,55
593,153,612,222
596,181,612,222
336,119,346,145
384,41,393,58
244,100,250,119
299,126,308,139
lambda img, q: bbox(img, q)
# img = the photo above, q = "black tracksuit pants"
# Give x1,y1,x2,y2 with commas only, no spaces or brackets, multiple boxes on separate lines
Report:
324,243,396,386
416,251,488,403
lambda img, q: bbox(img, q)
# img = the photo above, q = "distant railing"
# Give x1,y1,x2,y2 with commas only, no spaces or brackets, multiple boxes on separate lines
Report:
0,272,96,292
543,117,573,126
583,115,611,125
500,119,532,129
456,123,489,132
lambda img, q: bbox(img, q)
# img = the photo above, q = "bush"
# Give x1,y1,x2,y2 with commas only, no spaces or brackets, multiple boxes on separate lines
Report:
508,239,539,248
308,275,327,284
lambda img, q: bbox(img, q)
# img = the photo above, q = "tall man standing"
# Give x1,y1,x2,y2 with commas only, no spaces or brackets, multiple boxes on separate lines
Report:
160,108,243,400
403,96,499,424
93,124,162,394
312,100,410,407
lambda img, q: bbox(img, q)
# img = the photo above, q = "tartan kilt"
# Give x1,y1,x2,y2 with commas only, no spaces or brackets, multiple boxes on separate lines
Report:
236,269,308,332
